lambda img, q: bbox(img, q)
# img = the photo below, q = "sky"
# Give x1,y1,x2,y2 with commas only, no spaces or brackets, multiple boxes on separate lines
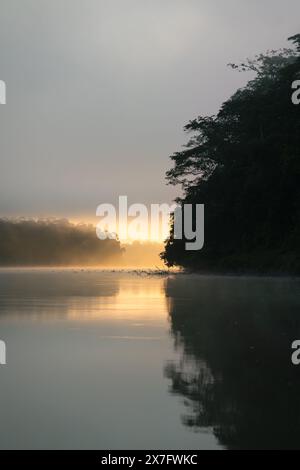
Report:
0,0,299,227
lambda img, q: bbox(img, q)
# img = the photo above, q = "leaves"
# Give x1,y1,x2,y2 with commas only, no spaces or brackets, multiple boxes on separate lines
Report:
162,35,300,273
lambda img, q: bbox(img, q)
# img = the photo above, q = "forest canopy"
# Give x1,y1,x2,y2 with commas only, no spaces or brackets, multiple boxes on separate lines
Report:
162,34,300,274
0,219,123,266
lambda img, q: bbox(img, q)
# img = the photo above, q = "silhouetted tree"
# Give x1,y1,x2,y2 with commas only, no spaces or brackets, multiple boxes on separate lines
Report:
162,35,300,274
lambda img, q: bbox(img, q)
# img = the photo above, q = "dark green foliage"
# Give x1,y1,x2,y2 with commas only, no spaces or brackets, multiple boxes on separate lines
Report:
162,36,300,274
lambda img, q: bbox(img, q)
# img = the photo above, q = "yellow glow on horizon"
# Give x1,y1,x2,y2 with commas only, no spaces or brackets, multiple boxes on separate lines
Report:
69,215,169,244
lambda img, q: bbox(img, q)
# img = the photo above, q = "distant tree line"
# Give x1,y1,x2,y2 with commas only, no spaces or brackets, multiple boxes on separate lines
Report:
0,219,123,266
162,35,300,274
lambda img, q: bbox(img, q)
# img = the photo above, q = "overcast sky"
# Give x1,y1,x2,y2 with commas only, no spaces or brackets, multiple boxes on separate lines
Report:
0,0,299,222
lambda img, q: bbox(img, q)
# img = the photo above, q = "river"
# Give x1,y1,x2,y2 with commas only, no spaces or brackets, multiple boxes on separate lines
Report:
0,269,299,449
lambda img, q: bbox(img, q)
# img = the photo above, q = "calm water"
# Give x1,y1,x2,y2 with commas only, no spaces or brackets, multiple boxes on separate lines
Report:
0,270,300,450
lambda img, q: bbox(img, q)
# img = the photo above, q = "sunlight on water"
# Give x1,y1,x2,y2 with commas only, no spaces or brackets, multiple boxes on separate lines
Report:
1,270,299,449
66,277,168,323
0,269,219,450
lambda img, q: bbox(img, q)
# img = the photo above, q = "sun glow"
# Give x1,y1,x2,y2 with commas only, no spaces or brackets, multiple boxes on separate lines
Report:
67,275,168,323
71,214,170,244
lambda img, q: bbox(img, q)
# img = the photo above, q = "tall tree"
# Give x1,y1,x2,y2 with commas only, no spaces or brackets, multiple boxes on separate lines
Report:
162,35,300,274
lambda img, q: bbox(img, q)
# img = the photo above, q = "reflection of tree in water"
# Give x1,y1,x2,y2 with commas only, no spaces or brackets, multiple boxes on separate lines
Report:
164,276,300,449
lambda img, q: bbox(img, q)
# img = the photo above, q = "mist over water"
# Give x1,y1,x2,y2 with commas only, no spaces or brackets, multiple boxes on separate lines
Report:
0,219,164,268
0,270,299,449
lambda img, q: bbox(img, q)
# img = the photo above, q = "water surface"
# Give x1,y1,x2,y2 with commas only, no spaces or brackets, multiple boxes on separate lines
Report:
0,270,299,449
